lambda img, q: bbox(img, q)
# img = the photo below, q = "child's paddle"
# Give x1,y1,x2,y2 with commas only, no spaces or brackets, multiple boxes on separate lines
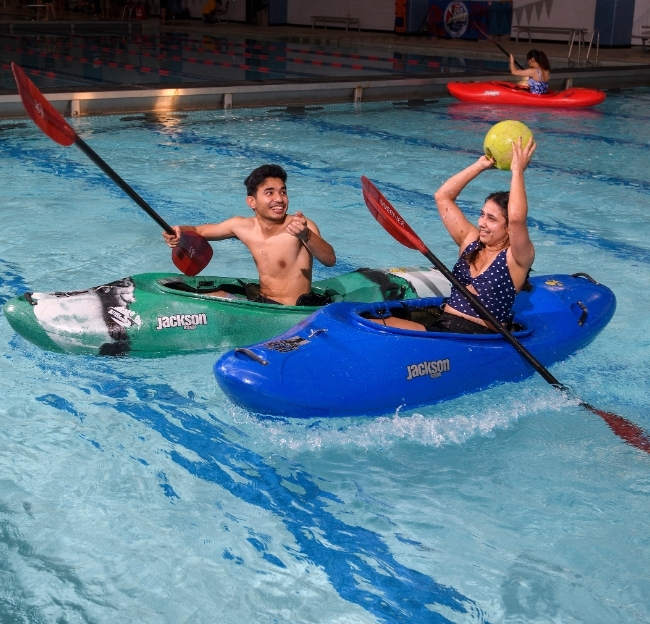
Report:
473,21,524,69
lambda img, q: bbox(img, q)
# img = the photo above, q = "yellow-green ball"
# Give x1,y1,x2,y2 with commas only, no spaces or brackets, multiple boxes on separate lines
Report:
484,120,534,171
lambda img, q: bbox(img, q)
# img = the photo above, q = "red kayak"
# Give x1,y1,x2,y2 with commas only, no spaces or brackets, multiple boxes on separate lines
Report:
447,81,606,108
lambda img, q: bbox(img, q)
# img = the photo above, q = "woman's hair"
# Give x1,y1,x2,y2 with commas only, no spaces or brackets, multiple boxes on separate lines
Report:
526,49,550,71
464,191,510,265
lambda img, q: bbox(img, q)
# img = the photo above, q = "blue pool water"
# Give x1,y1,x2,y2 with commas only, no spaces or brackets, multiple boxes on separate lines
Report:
1,92,650,622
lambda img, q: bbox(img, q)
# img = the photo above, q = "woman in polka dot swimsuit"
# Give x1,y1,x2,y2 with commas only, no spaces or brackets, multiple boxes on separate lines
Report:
373,136,536,334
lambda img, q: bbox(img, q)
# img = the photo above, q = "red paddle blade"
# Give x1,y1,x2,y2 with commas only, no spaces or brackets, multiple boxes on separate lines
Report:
12,63,76,147
361,176,428,254
172,231,214,276
586,404,650,454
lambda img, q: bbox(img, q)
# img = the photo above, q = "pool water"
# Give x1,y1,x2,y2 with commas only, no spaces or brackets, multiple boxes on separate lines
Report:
1,92,650,622
0,30,509,89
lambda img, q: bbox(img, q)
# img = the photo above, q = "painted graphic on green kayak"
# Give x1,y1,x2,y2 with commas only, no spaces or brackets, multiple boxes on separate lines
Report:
3,267,450,357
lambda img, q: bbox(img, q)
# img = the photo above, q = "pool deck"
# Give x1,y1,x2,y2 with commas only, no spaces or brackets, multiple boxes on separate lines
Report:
1,11,649,118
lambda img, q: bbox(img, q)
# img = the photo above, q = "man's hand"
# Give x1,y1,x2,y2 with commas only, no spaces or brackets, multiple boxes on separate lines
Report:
285,211,311,241
162,226,182,248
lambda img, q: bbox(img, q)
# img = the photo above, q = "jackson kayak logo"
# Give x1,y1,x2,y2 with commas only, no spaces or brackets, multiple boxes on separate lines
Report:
444,1,469,38
406,358,450,381
156,313,207,330
484,90,500,96
265,336,310,352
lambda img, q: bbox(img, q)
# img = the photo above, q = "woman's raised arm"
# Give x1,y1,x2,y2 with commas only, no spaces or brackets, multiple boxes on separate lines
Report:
507,137,536,271
434,156,494,250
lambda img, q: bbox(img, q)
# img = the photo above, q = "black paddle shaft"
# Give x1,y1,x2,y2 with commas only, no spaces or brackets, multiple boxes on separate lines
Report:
420,245,565,389
473,22,524,69
74,136,175,236
425,242,650,453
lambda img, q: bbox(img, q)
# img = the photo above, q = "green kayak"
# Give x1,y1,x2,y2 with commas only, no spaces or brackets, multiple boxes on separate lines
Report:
3,267,450,357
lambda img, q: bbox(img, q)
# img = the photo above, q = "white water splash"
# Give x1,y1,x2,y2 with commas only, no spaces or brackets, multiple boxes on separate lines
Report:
226,386,572,452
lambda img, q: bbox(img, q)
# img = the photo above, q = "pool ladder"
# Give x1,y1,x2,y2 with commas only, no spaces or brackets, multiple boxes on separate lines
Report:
568,29,600,67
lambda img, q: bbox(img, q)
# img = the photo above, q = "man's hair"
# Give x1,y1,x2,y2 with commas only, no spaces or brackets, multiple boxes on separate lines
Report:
244,164,287,196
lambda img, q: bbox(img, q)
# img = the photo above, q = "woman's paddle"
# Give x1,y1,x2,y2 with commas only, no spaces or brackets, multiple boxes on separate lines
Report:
473,21,524,69
11,62,213,277
361,175,650,454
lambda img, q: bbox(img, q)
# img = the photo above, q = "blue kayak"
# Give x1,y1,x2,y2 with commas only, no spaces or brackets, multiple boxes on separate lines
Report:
214,274,616,418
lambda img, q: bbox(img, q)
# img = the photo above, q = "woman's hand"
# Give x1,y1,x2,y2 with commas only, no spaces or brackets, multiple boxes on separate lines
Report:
477,154,496,170
510,136,536,174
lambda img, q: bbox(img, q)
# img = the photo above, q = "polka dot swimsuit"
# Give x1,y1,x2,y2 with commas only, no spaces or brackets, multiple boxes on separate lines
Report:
447,240,516,323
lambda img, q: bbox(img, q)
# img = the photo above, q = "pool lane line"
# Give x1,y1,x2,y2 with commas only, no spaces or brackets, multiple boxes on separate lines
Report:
7,95,650,213
31,373,485,623
397,104,650,151
0,136,222,230
38,103,650,267
145,32,468,69
0,62,57,81
1,31,509,83
152,36,470,75
279,115,650,196
28,30,448,69
1,43,187,80
83,107,645,266
150,119,650,265
4,113,650,268
2,32,449,77
18,37,406,78
163,37,444,71
3,29,506,78
0,58,129,87
2,37,378,81
375,181,650,265
0,53,284,83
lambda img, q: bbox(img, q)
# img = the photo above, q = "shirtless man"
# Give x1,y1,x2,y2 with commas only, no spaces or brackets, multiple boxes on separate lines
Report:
162,164,336,306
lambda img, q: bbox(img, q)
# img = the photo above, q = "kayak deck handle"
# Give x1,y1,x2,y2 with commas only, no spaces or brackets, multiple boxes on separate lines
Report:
24,292,36,306
571,272,598,284
235,348,269,366
307,329,327,338
577,301,588,326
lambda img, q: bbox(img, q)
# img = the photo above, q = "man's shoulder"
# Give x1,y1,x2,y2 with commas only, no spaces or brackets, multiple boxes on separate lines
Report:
222,215,255,227
226,215,259,236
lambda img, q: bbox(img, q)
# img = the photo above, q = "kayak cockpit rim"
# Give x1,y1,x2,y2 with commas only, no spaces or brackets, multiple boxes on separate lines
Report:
350,297,533,339
156,276,335,310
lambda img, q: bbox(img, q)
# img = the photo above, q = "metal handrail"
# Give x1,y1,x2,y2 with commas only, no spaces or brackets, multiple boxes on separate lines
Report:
586,29,600,65
568,29,583,64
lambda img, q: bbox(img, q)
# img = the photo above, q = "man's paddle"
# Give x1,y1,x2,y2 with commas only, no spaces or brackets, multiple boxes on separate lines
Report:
361,175,650,454
11,62,213,277
473,21,524,69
